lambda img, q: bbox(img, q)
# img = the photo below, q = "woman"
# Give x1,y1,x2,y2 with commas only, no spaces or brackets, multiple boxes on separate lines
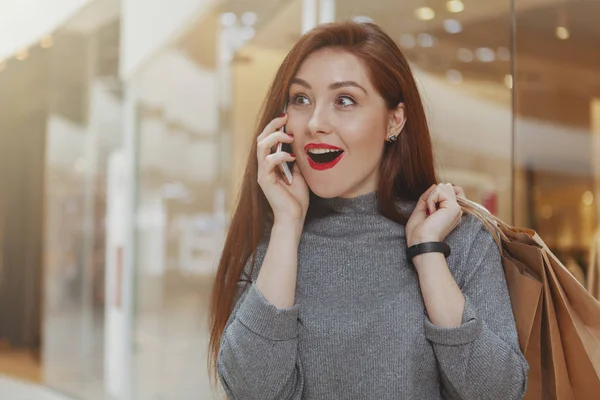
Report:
209,21,528,400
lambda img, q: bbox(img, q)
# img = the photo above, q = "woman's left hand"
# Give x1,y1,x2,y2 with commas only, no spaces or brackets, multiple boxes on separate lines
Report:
406,183,464,247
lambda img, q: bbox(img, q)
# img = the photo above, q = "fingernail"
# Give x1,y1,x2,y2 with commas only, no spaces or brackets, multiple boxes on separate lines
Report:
280,113,286,118
290,153,296,157
286,133,293,138
426,209,430,216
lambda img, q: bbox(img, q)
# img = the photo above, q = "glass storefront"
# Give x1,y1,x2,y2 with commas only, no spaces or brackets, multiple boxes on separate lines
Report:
42,10,124,399
513,0,600,293
0,0,598,399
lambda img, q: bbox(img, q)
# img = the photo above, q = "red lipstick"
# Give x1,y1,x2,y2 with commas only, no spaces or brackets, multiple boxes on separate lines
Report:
304,143,344,171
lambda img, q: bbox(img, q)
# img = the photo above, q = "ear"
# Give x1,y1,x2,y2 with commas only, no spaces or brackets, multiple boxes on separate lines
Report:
387,103,407,139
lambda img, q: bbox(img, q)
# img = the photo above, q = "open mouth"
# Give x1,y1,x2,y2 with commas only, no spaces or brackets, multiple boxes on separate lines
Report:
307,149,344,164
306,149,344,170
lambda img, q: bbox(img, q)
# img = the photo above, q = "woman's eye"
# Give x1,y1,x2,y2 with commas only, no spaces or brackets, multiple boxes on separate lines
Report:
291,94,310,106
336,96,356,108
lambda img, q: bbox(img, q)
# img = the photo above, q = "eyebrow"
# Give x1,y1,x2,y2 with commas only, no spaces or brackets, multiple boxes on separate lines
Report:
290,78,368,95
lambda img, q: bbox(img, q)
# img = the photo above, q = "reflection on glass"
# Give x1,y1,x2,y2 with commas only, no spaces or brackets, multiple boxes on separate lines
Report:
514,0,600,299
42,6,123,399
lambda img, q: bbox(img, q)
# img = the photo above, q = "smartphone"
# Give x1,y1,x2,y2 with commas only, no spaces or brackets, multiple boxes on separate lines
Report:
276,102,294,184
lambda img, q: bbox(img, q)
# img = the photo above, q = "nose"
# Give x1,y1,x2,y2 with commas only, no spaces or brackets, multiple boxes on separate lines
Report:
307,104,333,136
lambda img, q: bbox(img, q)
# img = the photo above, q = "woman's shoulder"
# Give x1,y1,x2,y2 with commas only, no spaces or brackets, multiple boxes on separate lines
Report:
445,210,503,286
446,212,496,252
448,210,497,249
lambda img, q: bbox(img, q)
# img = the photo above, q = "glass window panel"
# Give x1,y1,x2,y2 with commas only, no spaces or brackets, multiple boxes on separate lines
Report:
513,0,600,295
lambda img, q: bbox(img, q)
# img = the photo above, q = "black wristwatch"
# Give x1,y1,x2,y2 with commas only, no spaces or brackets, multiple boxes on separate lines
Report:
406,242,451,263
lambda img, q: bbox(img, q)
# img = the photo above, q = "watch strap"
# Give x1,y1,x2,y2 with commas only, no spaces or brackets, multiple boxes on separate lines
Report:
406,242,451,263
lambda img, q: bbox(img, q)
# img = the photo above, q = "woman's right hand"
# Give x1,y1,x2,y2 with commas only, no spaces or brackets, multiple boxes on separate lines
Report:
256,113,309,225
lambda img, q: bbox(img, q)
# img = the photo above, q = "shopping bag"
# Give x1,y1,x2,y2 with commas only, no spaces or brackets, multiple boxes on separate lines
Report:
459,198,600,400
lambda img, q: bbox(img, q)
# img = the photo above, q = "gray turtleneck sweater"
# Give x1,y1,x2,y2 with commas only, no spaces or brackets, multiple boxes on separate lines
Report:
217,192,528,399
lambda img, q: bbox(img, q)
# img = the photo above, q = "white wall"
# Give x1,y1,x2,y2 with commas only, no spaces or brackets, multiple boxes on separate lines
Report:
120,0,215,79
0,0,92,61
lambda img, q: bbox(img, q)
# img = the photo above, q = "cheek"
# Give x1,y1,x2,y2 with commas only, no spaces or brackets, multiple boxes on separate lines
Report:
286,114,309,135
341,115,387,153
287,118,307,153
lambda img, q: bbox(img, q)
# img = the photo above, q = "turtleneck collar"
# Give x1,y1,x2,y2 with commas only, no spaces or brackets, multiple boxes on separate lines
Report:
308,191,418,218
311,191,380,215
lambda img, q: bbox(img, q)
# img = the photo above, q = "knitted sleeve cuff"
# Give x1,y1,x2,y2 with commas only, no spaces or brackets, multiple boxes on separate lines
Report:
424,295,483,346
236,283,299,341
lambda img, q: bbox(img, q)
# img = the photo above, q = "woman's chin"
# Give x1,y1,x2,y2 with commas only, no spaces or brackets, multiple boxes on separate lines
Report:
307,182,343,199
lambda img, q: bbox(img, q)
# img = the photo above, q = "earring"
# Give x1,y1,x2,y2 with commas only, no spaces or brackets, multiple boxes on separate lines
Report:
388,134,397,143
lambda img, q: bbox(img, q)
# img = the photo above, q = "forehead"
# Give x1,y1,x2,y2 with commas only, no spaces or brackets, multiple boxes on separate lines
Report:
294,48,372,88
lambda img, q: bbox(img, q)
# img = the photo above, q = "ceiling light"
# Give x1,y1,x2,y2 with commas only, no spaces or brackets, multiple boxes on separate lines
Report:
446,70,463,84
15,48,29,61
447,0,465,13
40,35,54,49
241,12,257,26
457,48,473,62
476,47,495,62
556,26,570,40
417,33,435,48
399,34,416,49
497,47,510,61
582,191,594,206
220,12,237,27
443,19,462,34
504,74,513,89
556,8,570,41
415,7,435,21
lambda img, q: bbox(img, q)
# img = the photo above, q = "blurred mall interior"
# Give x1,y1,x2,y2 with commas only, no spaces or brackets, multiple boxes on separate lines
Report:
0,0,599,399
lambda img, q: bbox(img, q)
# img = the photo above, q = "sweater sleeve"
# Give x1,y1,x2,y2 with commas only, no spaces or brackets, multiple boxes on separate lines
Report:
217,248,304,400
423,224,529,400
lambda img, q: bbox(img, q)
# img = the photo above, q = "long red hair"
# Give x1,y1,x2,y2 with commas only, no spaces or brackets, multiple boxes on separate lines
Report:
208,21,438,381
